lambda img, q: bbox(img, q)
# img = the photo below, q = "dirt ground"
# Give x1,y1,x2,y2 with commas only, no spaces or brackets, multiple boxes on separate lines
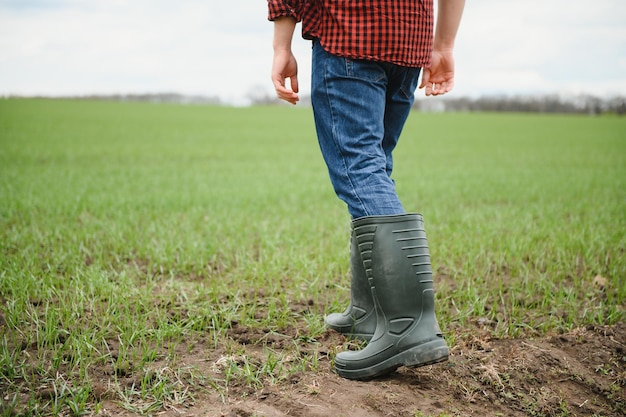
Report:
96,322,626,417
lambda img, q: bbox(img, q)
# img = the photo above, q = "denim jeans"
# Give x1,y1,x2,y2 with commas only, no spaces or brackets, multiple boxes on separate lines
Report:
311,40,422,219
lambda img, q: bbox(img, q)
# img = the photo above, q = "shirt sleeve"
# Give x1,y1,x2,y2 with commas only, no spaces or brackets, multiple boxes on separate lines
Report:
267,0,303,22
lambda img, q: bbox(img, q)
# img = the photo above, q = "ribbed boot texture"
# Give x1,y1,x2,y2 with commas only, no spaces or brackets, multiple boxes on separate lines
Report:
334,213,448,380
324,228,376,341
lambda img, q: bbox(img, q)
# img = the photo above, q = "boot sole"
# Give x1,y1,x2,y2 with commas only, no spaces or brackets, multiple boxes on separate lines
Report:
335,339,449,380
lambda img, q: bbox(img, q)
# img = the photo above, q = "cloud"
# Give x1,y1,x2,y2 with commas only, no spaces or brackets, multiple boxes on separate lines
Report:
452,0,626,97
1,0,625,101
0,0,276,101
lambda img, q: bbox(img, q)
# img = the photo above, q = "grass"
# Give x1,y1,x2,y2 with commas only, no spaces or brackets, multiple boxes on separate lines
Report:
393,112,626,337
0,99,625,415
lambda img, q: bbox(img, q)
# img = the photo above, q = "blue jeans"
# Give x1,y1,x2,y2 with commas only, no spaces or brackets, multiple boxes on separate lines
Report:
311,41,422,219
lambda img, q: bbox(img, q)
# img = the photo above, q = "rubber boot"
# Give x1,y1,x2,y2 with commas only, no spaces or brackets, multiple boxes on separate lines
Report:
324,228,376,341
334,214,449,380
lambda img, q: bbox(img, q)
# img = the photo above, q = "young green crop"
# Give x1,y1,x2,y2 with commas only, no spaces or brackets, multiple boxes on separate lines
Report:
0,99,624,415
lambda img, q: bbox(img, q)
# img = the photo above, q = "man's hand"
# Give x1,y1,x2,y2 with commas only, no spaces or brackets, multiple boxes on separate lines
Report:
419,49,455,96
272,49,299,105
272,17,299,105
420,0,465,97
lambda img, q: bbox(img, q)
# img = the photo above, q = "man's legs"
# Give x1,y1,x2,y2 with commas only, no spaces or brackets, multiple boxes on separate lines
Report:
382,65,422,178
312,40,419,337
311,42,447,379
310,41,420,219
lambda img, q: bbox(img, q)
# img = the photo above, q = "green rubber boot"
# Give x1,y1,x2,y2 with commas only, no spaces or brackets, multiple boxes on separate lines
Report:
334,214,449,380
324,228,376,341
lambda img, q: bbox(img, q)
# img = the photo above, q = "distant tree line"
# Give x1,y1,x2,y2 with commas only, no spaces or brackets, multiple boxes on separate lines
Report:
249,91,625,115
5,93,223,105
413,94,626,115
6,92,625,115
86,93,222,105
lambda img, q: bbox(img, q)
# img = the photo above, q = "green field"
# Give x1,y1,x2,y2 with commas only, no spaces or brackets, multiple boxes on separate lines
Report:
1,99,625,415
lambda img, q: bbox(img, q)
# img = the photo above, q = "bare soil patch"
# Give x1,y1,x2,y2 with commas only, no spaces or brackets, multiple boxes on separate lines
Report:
96,323,625,417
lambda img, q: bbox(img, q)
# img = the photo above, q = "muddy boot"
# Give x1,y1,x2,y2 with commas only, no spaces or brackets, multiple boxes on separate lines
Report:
324,228,376,341
334,214,449,380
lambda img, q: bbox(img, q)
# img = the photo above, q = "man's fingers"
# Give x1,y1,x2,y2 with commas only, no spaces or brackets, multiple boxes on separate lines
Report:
290,75,299,94
272,77,288,94
272,77,299,104
434,81,447,95
419,69,430,90
422,78,455,96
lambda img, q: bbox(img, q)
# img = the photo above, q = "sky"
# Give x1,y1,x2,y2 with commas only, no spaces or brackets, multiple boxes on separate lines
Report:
1,0,625,104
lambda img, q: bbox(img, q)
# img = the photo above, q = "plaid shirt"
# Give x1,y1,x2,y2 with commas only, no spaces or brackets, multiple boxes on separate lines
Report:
267,0,434,68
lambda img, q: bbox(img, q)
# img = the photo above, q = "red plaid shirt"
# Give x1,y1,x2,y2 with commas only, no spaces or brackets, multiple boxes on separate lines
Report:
267,0,434,68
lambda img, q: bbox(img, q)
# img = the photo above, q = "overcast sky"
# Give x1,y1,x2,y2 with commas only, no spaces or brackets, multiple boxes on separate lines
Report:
1,0,625,104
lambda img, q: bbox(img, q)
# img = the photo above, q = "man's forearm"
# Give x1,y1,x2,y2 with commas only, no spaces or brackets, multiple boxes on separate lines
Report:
433,0,465,50
273,16,297,52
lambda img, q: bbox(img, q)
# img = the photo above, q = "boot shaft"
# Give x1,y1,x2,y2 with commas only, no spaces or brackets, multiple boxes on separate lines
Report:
352,213,441,337
349,225,374,313
323,227,376,340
